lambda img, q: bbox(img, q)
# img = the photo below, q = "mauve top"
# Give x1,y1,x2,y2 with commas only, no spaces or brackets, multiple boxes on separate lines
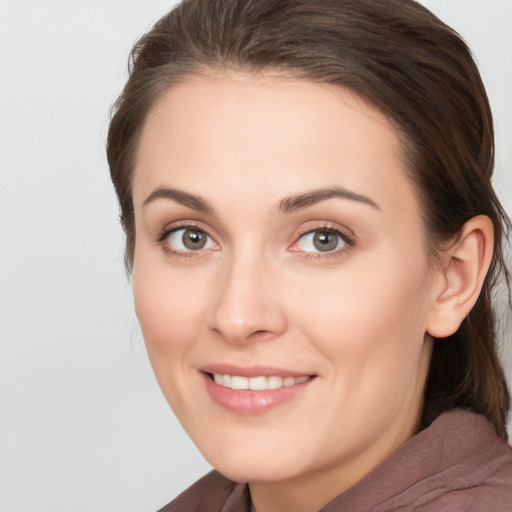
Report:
158,410,512,511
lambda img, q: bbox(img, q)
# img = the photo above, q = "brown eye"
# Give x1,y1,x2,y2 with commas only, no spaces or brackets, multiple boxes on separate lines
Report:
165,228,216,252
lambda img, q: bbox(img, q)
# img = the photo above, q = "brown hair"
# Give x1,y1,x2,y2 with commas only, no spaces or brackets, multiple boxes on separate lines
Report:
107,0,511,439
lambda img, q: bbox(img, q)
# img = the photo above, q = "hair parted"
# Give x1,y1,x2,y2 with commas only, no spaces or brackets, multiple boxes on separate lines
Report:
107,0,511,439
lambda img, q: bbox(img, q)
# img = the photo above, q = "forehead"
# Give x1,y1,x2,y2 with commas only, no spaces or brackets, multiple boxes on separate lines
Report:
133,74,419,219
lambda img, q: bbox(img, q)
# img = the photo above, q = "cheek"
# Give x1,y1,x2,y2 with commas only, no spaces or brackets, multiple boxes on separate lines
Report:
131,255,215,417
292,250,432,371
132,256,206,360
289,254,434,445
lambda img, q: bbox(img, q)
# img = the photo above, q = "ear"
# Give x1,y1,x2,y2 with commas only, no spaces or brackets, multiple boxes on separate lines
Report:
426,215,494,338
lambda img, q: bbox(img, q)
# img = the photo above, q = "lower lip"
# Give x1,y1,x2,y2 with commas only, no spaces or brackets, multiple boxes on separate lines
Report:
201,373,314,414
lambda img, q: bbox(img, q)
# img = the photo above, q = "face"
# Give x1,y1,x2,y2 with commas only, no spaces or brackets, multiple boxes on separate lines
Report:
132,74,440,487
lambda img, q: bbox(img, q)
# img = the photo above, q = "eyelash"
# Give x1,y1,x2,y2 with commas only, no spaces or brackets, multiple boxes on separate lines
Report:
156,222,355,259
292,224,355,260
157,222,217,258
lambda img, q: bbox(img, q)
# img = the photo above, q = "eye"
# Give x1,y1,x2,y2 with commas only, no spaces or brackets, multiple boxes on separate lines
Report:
293,227,352,254
164,227,217,252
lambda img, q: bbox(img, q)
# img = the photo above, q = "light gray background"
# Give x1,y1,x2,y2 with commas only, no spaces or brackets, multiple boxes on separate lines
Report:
0,1,511,511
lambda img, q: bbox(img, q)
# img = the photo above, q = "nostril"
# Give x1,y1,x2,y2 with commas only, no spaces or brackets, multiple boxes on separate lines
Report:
253,330,268,336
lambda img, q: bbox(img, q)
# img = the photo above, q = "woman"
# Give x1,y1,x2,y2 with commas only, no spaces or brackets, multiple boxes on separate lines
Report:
107,0,512,510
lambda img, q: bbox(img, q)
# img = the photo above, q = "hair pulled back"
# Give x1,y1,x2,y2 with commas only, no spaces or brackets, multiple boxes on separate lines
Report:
107,0,511,439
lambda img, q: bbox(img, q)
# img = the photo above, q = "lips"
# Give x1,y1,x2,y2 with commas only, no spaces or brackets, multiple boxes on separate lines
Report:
200,366,316,414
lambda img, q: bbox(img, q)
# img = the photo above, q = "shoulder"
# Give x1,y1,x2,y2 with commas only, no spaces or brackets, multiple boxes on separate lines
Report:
324,410,512,512
417,411,512,511
157,470,245,512
381,410,512,511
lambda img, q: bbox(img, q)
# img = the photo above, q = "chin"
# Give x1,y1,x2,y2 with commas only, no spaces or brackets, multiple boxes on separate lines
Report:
213,460,302,484
198,437,308,484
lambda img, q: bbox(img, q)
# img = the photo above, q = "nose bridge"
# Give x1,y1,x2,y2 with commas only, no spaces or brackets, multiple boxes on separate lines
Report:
208,245,286,343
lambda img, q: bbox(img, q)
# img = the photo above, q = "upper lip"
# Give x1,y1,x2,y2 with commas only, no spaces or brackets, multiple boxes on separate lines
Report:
200,364,314,378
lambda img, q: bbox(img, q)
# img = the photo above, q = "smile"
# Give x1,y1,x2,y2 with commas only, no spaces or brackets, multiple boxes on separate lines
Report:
212,373,310,390
201,370,315,414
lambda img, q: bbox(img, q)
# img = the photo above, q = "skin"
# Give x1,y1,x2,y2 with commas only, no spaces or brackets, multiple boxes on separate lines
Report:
131,74,451,512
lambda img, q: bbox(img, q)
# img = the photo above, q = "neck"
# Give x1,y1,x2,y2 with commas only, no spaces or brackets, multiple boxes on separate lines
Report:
249,467,356,512
248,400,426,512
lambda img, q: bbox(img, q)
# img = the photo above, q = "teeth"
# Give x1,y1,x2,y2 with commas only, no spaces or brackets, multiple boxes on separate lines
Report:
212,373,309,390
283,377,295,387
231,376,249,390
268,376,283,389
249,376,267,391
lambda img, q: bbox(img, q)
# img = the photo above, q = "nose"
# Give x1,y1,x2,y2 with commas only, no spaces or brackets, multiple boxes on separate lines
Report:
207,253,287,344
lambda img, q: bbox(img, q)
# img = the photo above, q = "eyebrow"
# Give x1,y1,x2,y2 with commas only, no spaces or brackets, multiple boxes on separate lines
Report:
279,187,380,214
142,185,379,215
143,187,214,214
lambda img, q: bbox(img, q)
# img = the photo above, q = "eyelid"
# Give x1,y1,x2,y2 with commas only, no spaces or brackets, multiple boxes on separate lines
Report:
156,221,220,256
154,220,354,258
289,222,355,256
158,220,198,240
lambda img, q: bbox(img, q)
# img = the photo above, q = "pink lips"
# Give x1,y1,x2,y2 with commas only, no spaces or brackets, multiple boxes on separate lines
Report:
201,364,310,378
200,365,315,414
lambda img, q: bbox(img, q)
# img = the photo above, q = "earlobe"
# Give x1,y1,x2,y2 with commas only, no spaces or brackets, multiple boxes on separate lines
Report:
426,215,494,338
